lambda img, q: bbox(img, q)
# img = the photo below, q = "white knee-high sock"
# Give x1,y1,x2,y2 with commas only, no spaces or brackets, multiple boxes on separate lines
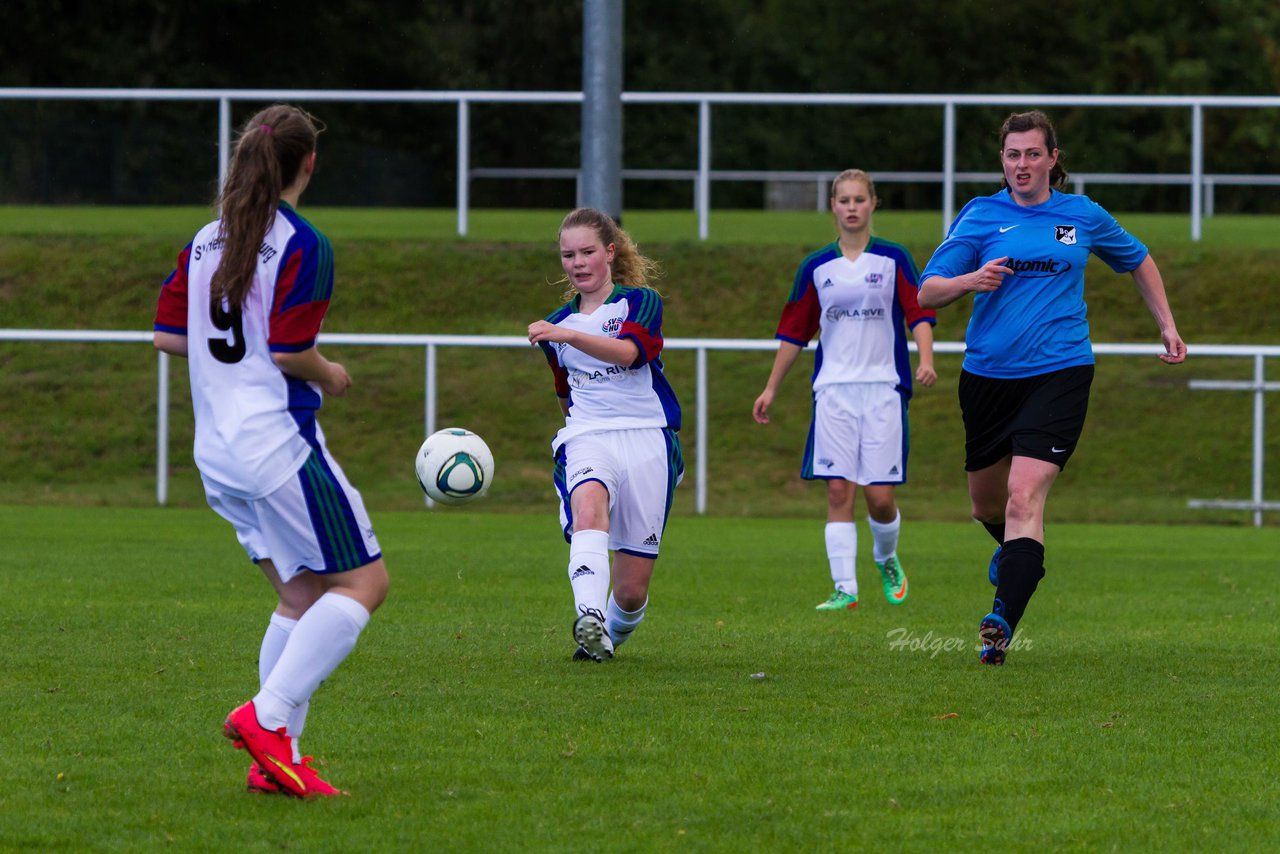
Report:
254,592,370,732
605,593,646,648
568,529,611,618
868,511,901,563
825,522,857,596
258,612,309,763
258,613,296,686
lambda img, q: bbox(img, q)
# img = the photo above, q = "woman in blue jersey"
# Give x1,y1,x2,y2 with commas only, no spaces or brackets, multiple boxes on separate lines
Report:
753,169,937,612
919,110,1186,665
528,208,684,662
154,104,389,795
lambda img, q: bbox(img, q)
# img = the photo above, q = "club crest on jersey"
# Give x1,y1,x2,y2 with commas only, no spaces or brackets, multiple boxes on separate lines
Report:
864,273,884,287
601,317,623,336
1055,225,1077,245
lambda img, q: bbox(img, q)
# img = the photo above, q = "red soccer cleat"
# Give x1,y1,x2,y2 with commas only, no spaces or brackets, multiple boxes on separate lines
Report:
247,757,346,797
224,701,313,798
246,762,280,794
291,756,346,797
226,702,349,798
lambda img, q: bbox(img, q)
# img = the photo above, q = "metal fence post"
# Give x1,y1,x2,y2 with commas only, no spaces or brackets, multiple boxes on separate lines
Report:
696,346,708,515
424,342,438,507
697,100,711,241
942,101,956,238
457,99,470,237
1187,352,1280,526
218,97,231,194
157,350,169,506
1191,103,1204,242
1251,353,1266,527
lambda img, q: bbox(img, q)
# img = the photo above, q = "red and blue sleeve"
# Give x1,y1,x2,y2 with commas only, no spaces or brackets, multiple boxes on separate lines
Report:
268,231,333,353
538,341,571,398
892,248,936,329
619,288,664,368
775,259,821,346
154,243,192,334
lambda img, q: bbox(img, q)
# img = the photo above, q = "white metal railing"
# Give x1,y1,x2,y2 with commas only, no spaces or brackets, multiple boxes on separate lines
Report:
1188,355,1280,526
2,329,1276,524
470,166,1280,216
4,88,1280,240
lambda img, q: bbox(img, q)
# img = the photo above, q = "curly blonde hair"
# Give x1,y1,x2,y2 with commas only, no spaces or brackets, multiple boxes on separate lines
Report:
556,208,660,300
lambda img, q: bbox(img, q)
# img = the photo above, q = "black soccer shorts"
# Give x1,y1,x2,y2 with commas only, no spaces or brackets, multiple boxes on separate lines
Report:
958,364,1094,472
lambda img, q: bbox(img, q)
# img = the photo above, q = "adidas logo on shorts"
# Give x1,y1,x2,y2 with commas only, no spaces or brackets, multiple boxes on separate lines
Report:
642,533,659,547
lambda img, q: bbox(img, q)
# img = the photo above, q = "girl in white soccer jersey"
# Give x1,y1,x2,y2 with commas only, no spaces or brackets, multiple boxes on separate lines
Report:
753,169,937,612
528,207,684,663
154,104,389,797
919,110,1185,665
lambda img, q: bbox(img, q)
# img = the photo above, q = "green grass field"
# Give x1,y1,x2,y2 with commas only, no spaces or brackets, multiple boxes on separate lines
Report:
3,506,1276,851
3,204,1277,849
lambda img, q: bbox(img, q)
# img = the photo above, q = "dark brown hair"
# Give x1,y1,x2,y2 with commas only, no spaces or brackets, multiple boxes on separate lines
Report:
212,104,323,307
999,110,1070,190
557,207,660,298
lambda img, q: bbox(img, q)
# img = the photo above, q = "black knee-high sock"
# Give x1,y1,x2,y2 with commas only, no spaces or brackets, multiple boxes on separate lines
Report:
982,521,1006,546
993,537,1045,633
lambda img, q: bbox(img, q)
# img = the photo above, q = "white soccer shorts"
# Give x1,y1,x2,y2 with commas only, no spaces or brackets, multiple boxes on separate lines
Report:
554,427,683,558
204,444,381,583
806,381,907,485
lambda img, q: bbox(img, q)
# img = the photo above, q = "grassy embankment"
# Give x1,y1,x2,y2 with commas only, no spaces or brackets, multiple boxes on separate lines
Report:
1,206,1276,524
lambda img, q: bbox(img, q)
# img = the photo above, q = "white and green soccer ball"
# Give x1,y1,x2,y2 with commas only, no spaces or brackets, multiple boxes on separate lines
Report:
415,428,494,505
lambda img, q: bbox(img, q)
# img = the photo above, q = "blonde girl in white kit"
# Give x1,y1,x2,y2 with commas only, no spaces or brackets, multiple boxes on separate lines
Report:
753,169,937,612
529,208,684,662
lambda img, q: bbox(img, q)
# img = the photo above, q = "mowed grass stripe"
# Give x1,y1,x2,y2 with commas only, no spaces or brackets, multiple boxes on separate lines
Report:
3,506,1276,850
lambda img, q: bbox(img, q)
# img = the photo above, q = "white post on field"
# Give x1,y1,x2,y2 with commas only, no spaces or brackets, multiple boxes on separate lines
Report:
695,346,708,514
156,351,169,505
424,343,438,507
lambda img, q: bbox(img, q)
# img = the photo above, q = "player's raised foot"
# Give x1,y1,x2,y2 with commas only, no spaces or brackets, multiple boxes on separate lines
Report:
246,762,281,795
815,590,858,611
572,609,614,662
979,600,1012,666
877,555,908,604
224,701,313,798
988,544,1002,586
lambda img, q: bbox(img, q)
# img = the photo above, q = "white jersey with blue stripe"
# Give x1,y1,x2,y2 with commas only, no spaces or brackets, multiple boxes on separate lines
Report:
537,285,681,454
155,203,336,499
921,189,1148,379
775,238,935,397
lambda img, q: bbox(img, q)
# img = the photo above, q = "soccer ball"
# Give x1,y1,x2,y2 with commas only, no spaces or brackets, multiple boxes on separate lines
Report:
414,428,494,505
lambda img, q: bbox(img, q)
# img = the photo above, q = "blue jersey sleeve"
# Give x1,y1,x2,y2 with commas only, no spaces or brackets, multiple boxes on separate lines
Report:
1086,201,1148,273
921,205,984,282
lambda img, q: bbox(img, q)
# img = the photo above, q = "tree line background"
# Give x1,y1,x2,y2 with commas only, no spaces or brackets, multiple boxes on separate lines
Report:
2,0,1278,212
